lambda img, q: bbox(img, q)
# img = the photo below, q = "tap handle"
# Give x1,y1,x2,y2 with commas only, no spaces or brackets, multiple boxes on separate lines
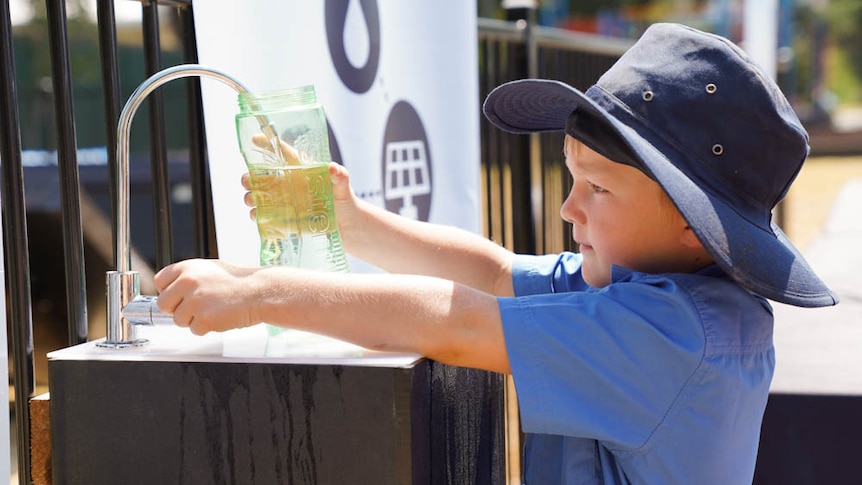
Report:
122,295,175,326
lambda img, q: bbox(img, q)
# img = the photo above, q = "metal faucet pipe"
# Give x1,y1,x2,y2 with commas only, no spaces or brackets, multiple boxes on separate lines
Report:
99,64,272,348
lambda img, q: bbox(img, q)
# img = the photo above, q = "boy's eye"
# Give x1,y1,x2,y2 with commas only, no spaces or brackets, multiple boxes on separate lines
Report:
587,181,607,193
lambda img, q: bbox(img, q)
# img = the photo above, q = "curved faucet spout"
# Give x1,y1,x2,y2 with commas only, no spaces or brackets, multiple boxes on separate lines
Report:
115,64,251,274
100,64,261,348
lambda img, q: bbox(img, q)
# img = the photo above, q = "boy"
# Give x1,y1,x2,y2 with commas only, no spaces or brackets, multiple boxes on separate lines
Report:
154,23,837,484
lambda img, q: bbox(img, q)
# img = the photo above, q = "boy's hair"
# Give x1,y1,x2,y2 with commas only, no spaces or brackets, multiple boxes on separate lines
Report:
483,23,837,308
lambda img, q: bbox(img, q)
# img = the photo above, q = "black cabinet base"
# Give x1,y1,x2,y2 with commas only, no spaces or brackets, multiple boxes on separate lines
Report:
754,393,862,485
48,358,505,485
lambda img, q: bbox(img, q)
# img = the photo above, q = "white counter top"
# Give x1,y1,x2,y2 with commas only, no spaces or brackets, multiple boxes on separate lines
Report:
48,324,422,368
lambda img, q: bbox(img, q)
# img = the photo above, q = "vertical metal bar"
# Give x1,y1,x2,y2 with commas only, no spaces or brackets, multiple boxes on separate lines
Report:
490,39,511,251
96,0,123,269
179,3,218,258
45,0,89,345
506,39,534,255
478,38,493,243
142,0,173,268
0,1,34,482
524,7,545,254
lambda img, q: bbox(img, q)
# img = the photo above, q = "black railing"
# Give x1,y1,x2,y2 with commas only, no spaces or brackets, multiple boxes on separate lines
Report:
2,2,208,483
45,0,88,348
1,1,35,482
2,4,624,483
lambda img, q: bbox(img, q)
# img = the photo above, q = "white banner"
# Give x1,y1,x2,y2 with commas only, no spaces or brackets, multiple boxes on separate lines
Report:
193,1,481,268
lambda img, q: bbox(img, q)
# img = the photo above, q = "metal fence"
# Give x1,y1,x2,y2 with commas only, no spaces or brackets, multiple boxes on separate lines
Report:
1,2,210,483
477,16,630,256
0,3,625,483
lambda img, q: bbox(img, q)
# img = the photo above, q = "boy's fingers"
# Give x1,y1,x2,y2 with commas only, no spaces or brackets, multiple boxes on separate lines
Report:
329,162,353,201
153,263,179,293
189,319,211,336
154,284,181,315
251,133,301,165
170,301,193,327
251,133,270,150
329,161,348,180
244,191,254,208
240,172,251,190
278,141,302,165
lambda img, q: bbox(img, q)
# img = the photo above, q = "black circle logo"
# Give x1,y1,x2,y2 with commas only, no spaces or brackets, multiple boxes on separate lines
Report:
381,101,432,221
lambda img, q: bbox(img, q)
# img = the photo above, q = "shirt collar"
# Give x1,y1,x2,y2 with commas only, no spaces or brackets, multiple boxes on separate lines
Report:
608,263,726,283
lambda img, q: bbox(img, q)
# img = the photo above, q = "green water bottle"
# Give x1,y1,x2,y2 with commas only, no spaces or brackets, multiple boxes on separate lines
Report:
235,85,349,273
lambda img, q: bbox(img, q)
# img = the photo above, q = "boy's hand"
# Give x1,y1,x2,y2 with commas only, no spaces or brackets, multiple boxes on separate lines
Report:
327,161,360,232
241,151,362,241
252,132,302,165
241,172,257,221
240,133,301,221
154,259,262,335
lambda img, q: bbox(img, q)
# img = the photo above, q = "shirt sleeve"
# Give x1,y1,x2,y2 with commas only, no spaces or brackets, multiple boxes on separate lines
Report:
501,254,707,450
511,253,591,296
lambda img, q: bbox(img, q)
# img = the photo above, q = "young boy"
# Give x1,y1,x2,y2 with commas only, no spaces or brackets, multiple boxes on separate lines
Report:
154,23,837,484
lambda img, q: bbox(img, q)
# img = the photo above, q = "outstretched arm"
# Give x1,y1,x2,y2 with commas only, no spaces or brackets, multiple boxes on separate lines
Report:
154,259,511,374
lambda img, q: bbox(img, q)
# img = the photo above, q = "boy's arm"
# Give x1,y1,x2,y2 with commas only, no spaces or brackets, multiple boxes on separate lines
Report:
331,164,516,297
154,259,511,374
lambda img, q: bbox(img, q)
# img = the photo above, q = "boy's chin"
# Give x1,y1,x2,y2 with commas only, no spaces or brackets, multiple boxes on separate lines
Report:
581,266,610,288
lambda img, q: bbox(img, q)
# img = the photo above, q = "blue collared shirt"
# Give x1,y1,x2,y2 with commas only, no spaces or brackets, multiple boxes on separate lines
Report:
499,253,774,484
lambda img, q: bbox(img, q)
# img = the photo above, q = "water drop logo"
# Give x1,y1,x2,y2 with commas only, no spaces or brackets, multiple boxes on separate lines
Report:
325,0,380,94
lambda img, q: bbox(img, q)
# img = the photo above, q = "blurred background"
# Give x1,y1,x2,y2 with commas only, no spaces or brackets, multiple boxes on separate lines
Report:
478,0,862,133
8,0,862,158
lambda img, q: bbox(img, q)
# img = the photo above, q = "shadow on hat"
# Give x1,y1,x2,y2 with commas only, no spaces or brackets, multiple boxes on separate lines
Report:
483,22,838,308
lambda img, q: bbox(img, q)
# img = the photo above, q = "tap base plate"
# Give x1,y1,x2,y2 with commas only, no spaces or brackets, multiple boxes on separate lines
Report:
94,338,149,349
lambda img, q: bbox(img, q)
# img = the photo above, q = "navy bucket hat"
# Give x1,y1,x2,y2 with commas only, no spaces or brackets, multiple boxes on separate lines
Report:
483,23,838,308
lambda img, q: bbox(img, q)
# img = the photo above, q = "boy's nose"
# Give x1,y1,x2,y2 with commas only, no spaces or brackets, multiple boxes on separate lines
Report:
560,190,585,225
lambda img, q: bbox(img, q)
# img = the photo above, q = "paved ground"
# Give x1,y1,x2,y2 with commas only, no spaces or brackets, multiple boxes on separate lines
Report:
771,172,862,395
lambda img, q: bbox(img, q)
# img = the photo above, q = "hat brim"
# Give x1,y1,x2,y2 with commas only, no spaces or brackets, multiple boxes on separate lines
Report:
484,79,838,307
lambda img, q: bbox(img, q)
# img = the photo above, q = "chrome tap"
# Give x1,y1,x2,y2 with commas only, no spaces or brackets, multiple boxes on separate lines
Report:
98,64,274,348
